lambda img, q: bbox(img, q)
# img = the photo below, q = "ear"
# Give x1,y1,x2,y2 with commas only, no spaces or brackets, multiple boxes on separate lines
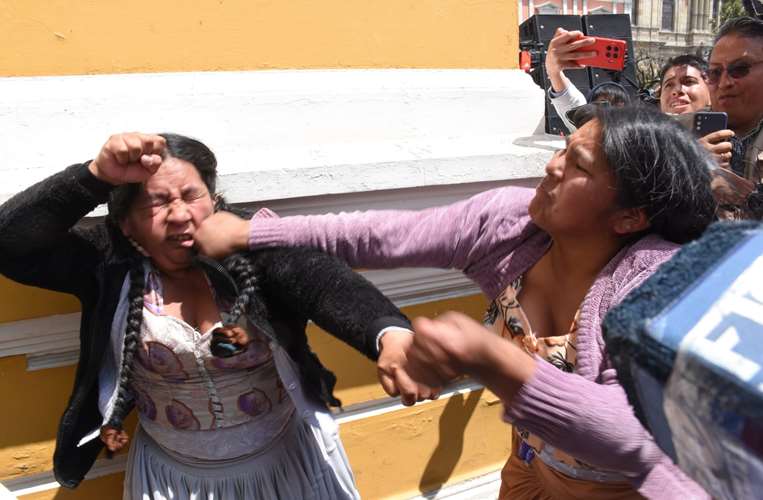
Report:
611,206,650,236
119,218,132,238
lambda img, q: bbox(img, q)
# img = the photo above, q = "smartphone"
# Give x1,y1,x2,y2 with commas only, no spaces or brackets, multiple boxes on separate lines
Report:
693,111,728,137
575,37,627,71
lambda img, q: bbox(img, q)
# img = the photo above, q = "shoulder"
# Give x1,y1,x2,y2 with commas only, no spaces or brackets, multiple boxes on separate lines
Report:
608,234,681,305
463,186,535,228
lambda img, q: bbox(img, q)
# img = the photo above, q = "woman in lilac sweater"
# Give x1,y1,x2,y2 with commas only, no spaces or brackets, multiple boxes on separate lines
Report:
195,106,716,498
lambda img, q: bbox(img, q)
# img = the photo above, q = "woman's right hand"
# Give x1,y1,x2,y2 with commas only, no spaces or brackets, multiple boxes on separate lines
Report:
89,133,166,186
545,28,596,93
698,129,734,169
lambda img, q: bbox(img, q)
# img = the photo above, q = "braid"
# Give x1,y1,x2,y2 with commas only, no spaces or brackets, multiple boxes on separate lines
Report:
106,260,145,430
225,254,264,322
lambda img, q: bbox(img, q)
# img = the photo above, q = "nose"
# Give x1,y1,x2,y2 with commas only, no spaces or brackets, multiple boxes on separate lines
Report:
166,199,192,224
545,151,565,179
718,68,735,88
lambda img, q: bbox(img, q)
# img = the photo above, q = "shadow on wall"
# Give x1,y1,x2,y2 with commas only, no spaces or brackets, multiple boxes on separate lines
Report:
417,388,484,495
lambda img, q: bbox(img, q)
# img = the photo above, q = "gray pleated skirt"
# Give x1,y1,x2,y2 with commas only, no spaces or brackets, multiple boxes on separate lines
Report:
123,414,360,500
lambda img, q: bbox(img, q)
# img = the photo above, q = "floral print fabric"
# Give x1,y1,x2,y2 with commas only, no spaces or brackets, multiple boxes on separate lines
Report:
485,275,624,480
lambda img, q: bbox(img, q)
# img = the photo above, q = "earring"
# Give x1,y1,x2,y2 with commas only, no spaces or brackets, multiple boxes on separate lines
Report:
127,237,150,257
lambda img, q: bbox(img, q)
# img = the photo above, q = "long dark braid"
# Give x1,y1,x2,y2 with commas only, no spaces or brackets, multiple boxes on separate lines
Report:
226,254,264,321
105,258,146,431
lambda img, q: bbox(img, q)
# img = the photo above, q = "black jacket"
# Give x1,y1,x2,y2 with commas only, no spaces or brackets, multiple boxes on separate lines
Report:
0,163,410,488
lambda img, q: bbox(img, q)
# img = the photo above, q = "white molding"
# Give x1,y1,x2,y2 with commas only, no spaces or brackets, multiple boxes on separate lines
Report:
0,69,557,211
1,381,486,497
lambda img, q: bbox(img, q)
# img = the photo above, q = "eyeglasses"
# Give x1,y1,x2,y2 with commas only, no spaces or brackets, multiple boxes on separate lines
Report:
706,60,763,85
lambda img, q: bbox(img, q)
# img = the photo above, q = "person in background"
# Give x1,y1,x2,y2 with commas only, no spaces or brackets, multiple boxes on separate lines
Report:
194,106,716,499
708,16,763,182
543,28,631,133
544,28,738,172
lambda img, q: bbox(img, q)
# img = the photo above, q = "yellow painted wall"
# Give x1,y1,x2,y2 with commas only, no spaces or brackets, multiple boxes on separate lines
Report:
0,277,80,323
0,0,518,77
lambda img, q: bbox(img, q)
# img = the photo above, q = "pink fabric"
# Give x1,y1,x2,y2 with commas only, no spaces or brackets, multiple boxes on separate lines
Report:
247,186,709,499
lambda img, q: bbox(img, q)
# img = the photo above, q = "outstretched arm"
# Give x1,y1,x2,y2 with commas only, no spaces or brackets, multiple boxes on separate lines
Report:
195,187,536,272
253,246,436,405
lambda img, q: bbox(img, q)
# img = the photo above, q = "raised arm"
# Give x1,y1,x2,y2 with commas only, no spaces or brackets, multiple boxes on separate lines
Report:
195,186,537,272
545,28,594,133
0,134,164,297
0,164,113,296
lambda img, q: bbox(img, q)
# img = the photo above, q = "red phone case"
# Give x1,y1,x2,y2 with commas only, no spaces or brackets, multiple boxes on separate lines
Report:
575,37,627,71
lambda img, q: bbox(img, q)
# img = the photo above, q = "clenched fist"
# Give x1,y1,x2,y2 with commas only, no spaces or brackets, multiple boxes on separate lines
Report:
89,133,167,186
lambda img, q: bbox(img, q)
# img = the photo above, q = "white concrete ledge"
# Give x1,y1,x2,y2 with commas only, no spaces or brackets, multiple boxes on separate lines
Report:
0,69,558,209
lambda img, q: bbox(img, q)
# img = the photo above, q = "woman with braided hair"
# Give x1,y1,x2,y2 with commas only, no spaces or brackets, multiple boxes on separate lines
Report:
0,132,428,499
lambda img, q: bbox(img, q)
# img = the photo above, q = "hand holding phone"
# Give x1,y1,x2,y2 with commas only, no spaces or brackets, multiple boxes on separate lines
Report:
574,37,627,71
692,111,728,137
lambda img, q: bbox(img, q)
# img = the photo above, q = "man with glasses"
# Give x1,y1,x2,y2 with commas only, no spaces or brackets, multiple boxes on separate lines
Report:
708,17,763,181
706,16,763,219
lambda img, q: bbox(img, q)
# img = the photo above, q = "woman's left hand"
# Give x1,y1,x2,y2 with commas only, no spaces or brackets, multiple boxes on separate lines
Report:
377,330,440,406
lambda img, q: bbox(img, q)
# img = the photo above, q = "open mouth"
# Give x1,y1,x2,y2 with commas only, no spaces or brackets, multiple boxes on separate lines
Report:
167,233,194,247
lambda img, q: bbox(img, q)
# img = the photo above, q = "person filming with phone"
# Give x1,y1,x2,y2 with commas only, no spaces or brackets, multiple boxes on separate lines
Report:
542,28,739,170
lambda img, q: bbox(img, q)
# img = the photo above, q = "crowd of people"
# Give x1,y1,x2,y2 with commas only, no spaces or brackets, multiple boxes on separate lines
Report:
0,14,761,500
545,16,763,220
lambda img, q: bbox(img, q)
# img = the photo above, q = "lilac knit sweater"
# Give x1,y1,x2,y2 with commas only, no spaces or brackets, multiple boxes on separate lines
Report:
248,186,708,499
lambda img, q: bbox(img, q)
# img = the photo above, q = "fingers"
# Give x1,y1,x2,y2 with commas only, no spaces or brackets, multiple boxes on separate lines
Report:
392,363,425,406
378,369,400,397
214,325,250,346
100,427,130,452
105,133,166,166
701,129,734,144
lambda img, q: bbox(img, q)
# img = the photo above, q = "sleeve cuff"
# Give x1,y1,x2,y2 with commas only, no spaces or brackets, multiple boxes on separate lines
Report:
376,326,414,354
548,86,570,99
369,315,413,354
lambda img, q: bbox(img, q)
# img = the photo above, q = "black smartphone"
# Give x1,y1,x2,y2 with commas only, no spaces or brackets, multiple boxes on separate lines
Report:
693,111,728,137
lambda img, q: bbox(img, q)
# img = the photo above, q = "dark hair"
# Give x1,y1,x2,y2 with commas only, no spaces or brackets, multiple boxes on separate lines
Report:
587,81,631,106
104,133,223,432
595,105,717,244
714,16,763,44
658,54,708,84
